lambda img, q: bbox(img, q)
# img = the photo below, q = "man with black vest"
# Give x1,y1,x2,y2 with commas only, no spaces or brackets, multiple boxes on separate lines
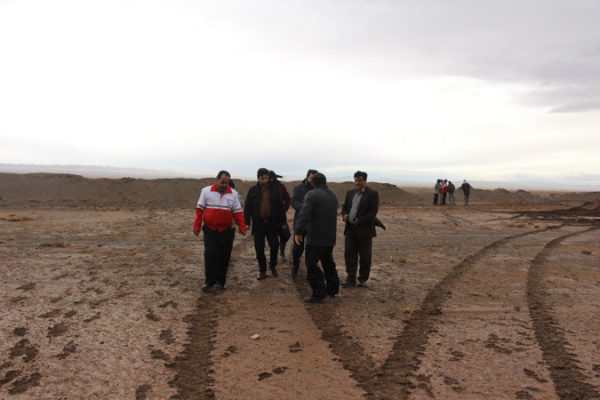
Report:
290,168,318,278
341,170,379,287
245,168,287,280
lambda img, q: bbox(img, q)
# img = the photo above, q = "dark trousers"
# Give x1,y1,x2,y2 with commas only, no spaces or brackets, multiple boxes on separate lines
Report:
441,192,447,205
203,227,230,286
305,245,339,299
344,234,373,283
292,237,305,267
224,228,236,266
433,193,439,205
253,222,279,272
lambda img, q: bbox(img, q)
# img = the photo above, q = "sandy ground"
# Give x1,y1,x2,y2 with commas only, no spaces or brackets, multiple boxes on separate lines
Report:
1,205,599,399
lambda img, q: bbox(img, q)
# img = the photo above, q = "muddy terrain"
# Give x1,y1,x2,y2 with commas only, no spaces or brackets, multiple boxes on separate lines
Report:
0,176,599,399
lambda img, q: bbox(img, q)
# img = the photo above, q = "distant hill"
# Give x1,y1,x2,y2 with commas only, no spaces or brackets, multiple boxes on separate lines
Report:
1,173,598,209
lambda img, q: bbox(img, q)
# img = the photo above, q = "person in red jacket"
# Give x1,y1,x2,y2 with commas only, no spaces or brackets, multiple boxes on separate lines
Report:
193,170,247,292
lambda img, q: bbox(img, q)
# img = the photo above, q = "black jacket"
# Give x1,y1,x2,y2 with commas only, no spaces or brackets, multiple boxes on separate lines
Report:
342,186,379,238
291,179,313,227
294,185,339,247
244,183,286,233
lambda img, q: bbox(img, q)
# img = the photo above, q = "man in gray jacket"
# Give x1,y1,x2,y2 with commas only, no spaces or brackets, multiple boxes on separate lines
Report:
294,172,340,303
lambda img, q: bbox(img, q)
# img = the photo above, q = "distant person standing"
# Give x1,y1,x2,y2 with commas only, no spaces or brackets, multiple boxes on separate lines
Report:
269,170,291,262
294,172,340,303
244,168,286,280
441,179,448,205
458,179,473,205
341,171,379,287
433,179,442,206
447,180,456,205
193,170,247,292
290,169,318,278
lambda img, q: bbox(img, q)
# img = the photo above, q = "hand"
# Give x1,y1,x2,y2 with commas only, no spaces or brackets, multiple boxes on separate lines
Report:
351,218,358,225
239,229,247,236
294,234,303,246
342,215,348,223
193,230,199,236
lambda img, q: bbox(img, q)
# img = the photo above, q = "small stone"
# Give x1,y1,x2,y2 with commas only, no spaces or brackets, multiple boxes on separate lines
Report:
251,334,260,340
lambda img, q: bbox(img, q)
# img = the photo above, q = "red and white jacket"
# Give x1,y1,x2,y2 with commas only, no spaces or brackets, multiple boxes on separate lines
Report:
193,183,247,234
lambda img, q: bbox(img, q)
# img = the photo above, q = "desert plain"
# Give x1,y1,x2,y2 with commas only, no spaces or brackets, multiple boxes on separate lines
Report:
1,173,599,400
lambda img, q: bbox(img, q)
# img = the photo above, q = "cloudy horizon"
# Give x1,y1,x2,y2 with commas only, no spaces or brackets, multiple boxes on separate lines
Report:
1,0,599,189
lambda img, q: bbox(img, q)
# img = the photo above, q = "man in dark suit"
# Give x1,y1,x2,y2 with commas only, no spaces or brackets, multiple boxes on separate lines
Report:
341,171,379,287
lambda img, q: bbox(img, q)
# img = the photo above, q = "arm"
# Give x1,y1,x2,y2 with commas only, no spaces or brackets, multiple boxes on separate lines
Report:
294,192,314,236
291,185,304,212
243,189,252,229
280,184,291,212
232,193,248,234
341,191,350,221
192,189,207,235
356,190,379,226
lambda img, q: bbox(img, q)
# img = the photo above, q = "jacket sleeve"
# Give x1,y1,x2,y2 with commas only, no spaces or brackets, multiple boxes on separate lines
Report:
192,189,207,233
294,192,314,236
341,191,350,217
356,190,379,226
291,185,304,211
280,184,291,212
244,188,252,228
231,192,248,233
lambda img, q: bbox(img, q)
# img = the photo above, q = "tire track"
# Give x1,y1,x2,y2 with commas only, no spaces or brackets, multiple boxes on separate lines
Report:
297,226,559,399
527,227,600,400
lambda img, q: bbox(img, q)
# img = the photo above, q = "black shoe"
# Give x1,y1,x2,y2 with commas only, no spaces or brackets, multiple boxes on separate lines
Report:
341,280,356,288
217,283,227,290
357,280,367,287
328,293,339,298
257,273,267,280
201,284,214,292
271,269,279,278
303,295,324,303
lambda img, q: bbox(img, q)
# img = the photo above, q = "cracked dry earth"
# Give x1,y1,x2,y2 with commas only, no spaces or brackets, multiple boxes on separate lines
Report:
0,206,599,399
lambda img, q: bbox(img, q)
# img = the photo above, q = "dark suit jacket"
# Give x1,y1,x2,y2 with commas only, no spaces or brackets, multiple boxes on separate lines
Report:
342,186,379,238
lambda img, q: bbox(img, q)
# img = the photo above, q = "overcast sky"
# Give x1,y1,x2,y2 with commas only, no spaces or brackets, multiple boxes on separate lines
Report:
1,0,599,188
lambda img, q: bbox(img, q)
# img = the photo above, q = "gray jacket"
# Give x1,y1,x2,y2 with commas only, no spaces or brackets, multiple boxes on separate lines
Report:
294,185,339,247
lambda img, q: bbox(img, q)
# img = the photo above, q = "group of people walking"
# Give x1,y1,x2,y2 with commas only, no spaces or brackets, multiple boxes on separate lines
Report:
193,168,380,303
433,179,472,206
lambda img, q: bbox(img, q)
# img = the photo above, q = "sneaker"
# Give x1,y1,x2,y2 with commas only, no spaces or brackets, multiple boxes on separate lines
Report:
217,283,227,290
271,268,279,278
341,280,356,288
257,273,267,280
328,293,339,298
303,295,324,304
357,280,366,287
201,284,214,292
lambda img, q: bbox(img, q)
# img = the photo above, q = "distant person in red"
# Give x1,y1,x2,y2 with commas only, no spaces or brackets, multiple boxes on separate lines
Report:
458,179,473,205
193,170,247,292
269,170,291,262
441,179,449,205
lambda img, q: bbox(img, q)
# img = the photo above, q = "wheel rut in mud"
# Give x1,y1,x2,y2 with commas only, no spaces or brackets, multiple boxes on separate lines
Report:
527,227,600,400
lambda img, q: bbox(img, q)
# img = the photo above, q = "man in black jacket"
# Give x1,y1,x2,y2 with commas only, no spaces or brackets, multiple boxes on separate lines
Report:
290,168,318,278
244,168,287,280
341,171,379,287
294,172,340,303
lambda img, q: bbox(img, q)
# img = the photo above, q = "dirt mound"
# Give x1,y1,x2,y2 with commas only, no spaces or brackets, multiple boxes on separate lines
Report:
0,173,419,208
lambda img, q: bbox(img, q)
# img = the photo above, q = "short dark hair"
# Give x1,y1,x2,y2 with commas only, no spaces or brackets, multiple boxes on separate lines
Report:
257,167,269,178
354,171,367,181
216,170,230,179
306,169,318,178
312,172,326,187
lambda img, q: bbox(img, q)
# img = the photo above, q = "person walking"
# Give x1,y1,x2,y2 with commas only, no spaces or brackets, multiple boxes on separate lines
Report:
193,170,247,292
447,180,456,205
290,169,318,278
433,179,442,205
244,168,286,280
458,179,473,205
294,172,340,303
269,170,291,262
341,171,379,287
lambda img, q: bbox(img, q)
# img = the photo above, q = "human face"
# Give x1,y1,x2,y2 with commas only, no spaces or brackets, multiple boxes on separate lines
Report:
354,176,366,190
307,173,316,185
258,174,270,187
216,175,230,193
